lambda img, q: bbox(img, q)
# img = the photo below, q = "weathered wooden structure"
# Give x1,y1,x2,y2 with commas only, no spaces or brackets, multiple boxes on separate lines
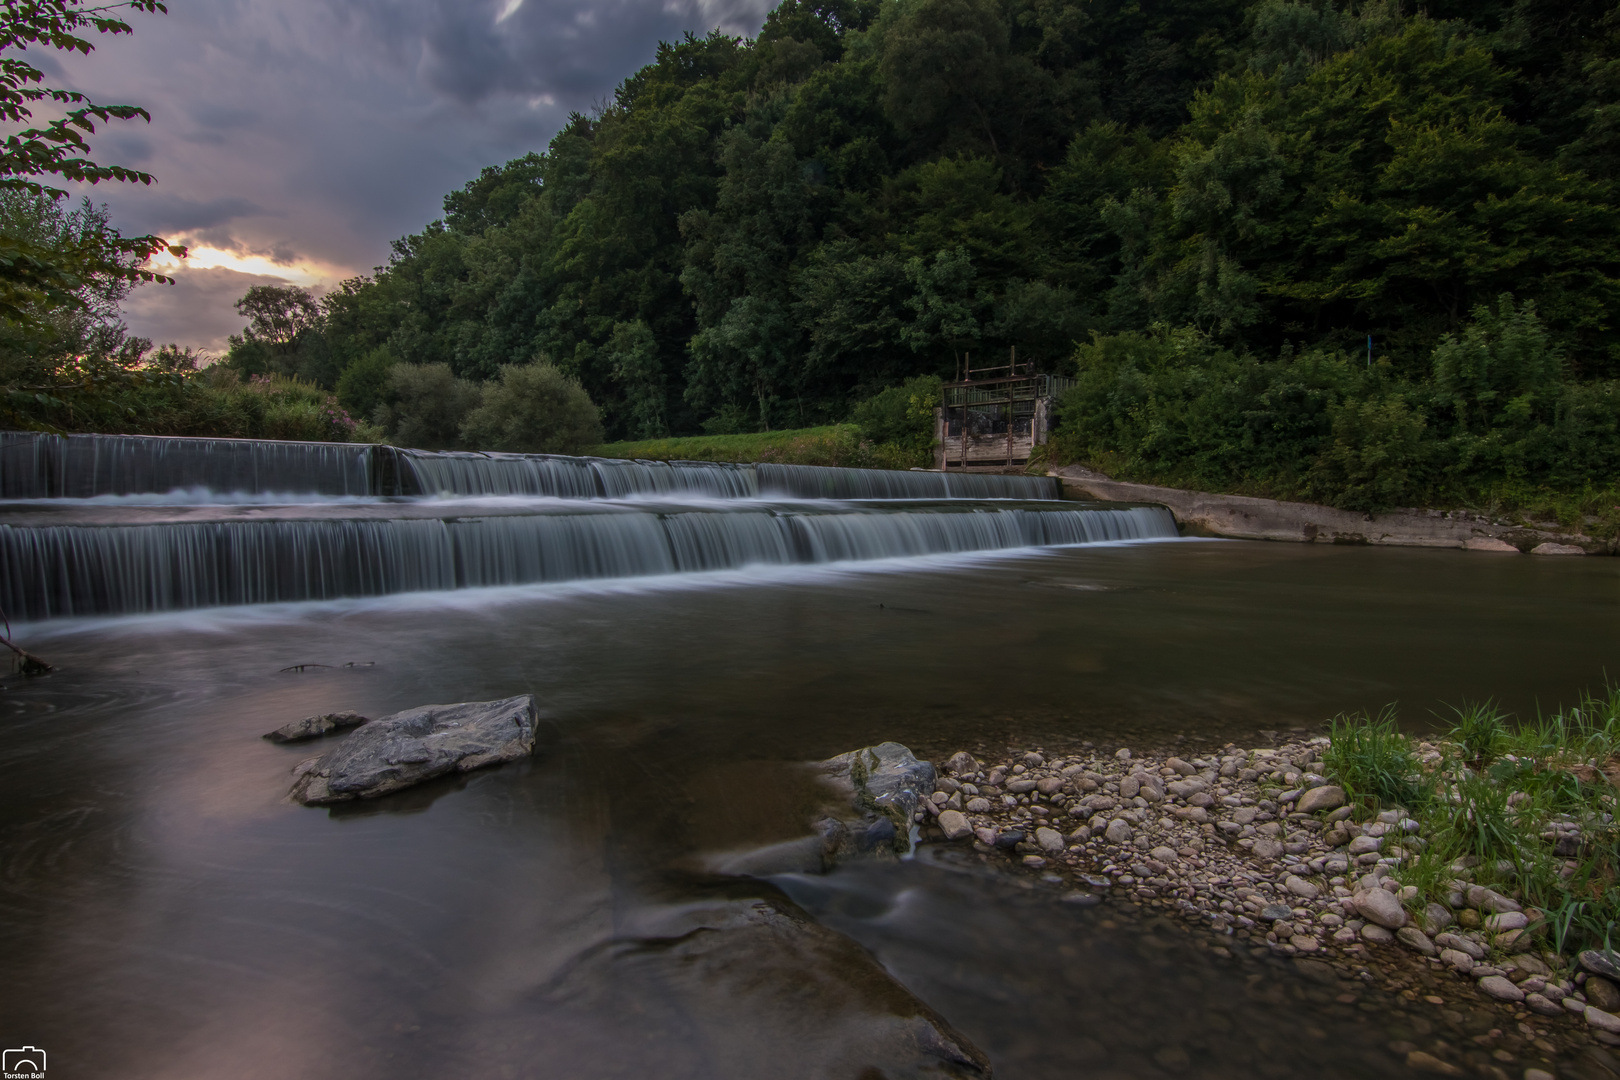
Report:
934,354,1074,471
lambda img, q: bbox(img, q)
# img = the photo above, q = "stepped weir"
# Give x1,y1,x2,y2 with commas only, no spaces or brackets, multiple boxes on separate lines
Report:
1,432,1177,620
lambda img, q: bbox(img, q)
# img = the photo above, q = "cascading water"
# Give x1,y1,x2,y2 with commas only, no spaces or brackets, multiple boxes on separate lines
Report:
1,431,373,498
1,431,1179,620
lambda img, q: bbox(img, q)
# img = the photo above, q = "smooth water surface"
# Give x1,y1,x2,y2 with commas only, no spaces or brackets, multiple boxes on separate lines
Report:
2,540,1617,1079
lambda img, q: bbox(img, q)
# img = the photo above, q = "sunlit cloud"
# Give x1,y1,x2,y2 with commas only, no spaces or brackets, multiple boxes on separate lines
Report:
148,246,343,289
496,0,526,23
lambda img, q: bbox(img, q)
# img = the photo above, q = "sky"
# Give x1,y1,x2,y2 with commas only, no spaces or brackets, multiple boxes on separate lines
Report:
47,0,774,355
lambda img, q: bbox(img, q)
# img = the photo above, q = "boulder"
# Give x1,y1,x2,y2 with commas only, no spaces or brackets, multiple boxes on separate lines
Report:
1295,785,1346,814
1354,888,1409,929
263,711,368,743
1466,884,1521,914
1531,542,1585,556
289,696,538,805
1104,818,1133,844
1581,950,1620,981
536,897,993,1078
943,751,980,774
818,742,938,858
939,810,973,841
1034,826,1065,853
1397,927,1437,956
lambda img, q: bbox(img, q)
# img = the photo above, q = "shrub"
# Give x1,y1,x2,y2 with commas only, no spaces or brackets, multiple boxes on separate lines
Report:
375,363,481,449
459,361,603,454
852,375,943,448
335,346,397,422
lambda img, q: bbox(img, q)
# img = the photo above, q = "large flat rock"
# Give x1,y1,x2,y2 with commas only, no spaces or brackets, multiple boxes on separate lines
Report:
289,695,539,805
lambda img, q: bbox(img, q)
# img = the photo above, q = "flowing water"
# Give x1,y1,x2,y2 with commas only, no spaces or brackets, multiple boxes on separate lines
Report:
3,435,1619,1079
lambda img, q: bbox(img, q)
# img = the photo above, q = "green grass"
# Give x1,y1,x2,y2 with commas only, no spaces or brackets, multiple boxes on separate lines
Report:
1325,690,1620,959
1323,706,1430,811
595,424,930,469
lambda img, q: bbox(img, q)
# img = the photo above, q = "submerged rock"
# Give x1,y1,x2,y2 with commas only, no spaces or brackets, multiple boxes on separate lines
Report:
262,712,368,743
533,896,993,1078
289,695,538,805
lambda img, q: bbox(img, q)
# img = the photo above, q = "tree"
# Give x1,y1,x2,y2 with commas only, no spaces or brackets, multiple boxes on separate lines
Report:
224,285,339,385
0,0,183,331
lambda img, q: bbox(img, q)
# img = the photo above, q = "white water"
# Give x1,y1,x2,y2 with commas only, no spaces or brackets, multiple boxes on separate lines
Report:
1,431,1172,620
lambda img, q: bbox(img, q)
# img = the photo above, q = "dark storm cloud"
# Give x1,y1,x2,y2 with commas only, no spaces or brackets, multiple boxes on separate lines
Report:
335,0,769,106
48,0,773,349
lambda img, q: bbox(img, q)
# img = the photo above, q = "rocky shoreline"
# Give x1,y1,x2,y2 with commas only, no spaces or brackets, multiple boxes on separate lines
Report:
914,737,1620,1078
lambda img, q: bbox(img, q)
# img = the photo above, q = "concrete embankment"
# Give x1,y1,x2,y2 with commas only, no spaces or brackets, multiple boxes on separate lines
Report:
1050,466,1614,555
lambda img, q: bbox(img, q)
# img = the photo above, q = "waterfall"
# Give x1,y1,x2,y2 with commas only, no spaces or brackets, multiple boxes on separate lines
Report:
3,433,1058,502
754,463,1059,500
0,505,1178,619
1,432,372,498
2,430,1181,620
395,449,758,499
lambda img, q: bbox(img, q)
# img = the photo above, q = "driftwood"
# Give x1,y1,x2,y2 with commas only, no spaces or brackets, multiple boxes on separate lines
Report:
0,606,51,676
1,635,52,676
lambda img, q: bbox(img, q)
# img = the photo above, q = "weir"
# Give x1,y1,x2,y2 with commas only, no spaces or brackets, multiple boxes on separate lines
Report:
1,431,1175,620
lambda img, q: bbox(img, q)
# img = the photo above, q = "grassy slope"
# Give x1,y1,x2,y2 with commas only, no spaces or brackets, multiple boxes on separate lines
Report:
595,424,929,470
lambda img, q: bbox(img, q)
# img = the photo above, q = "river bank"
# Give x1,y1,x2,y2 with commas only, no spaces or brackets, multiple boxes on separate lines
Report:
914,705,1620,1077
1050,465,1615,555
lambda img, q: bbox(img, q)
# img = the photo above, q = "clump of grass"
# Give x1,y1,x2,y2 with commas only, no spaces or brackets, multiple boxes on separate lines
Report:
1444,699,1507,768
1323,706,1430,811
1370,686,1620,960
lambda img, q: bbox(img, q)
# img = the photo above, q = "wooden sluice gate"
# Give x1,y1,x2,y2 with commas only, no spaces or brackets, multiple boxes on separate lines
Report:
934,353,1074,472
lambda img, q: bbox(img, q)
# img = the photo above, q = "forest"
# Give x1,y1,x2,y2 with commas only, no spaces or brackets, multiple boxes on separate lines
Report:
10,0,1620,514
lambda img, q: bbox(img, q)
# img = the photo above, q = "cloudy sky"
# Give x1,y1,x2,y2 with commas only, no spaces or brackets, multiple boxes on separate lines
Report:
49,0,772,355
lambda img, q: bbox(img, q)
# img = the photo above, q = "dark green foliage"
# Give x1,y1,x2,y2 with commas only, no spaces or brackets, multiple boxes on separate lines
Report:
374,363,482,450
852,374,942,447
459,362,604,454
157,0,1614,507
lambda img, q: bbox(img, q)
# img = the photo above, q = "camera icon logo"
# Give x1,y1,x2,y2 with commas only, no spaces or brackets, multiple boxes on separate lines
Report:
2,1046,45,1076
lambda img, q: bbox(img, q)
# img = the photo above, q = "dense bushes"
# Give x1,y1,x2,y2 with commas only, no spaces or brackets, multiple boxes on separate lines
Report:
460,363,603,454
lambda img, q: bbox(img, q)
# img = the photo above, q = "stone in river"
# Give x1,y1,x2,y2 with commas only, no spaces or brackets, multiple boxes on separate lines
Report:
1589,1007,1620,1035
290,695,538,805
1259,904,1292,922
1404,1051,1463,1076
994,829,1025,849
973,826,998,846
1035,826,1065,853
1485,911,1528,932
938,810,973,841
1580,949,1620,981
944,751,979,774
1525,993,1564,1016
1251,838,1283,859
1149,846,1178,862
263,711,368,743
1284,875,1319,899
1465,884,1521,914
816,742,938,858
1421,903,1454,935
1119,775,1140,798
1353,888,1408,929
1104,818,1134,844
1586,976,1620,1012
1397,927,1437,956
1478,975,1524,1002
1347,835,1382,856
1361,924,1395,944
1440,949,1475,973
1295,785,1345,814
966,797,991,813
1435,933,1484,960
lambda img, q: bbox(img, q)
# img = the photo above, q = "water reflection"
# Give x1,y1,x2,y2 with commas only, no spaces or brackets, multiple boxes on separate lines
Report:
0,541,1616,1077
